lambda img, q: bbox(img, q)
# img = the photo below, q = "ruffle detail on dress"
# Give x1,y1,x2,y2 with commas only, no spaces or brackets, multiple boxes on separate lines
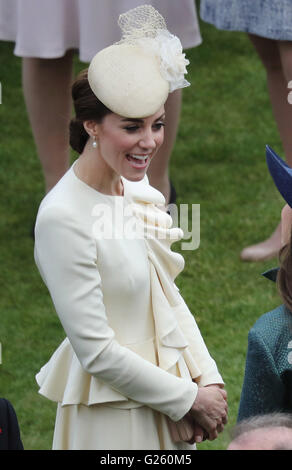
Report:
150,262,189,372
126,178,203,379
36,336,159,407
36,338,128,406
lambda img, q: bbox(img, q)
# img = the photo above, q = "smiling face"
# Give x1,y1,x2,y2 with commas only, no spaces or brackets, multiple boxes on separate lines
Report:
94,106,165,182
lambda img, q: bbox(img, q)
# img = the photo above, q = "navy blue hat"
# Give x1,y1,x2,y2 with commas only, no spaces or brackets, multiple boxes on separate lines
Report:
266,145,292,208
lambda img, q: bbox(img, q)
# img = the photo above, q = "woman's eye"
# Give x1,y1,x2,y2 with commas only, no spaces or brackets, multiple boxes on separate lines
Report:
153,122,165,130
123,122,165,133
124,126,139,132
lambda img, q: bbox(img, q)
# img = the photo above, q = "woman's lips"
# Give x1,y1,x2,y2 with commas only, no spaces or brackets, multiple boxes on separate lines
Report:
126,154,150,168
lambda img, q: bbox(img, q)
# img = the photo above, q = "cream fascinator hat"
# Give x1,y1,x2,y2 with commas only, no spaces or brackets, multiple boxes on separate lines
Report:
88,5,190,118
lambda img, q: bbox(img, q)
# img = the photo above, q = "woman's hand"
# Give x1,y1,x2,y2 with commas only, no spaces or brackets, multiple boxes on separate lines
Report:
188,385,228,441
167,384,227,444
166,415,206,444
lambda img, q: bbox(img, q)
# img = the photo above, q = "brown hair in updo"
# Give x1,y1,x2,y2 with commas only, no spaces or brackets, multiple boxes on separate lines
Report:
69,69,112,154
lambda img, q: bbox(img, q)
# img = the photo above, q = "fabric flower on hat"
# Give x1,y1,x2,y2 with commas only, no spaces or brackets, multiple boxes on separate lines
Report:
157,30,190,92
136,30,190,93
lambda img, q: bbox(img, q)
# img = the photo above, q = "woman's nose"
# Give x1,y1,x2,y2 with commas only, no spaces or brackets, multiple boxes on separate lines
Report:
139,129,156,150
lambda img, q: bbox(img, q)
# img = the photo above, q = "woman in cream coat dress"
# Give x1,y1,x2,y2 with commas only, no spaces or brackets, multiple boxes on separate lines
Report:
34,6,227,450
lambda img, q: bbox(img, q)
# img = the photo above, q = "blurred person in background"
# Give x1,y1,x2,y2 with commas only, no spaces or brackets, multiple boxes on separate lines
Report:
200,0,292,262
227,412,292,450
237,146,292,422
0,398,23,450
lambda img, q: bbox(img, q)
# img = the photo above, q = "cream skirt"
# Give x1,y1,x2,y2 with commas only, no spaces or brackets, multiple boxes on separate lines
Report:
53,403,196,451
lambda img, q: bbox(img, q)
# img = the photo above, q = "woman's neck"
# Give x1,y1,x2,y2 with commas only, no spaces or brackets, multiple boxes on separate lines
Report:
74,148,123,196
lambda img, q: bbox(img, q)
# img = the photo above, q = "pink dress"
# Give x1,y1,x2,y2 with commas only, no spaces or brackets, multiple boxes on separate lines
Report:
0,0,202,62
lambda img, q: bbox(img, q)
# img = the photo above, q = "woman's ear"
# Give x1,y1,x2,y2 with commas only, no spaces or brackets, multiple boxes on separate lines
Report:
83,120,99,138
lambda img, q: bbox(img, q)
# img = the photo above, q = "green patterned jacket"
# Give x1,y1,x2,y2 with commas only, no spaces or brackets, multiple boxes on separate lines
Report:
238,301,292,421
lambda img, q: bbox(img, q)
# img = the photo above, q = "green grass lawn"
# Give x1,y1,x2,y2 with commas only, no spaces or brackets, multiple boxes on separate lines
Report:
0,17,285,450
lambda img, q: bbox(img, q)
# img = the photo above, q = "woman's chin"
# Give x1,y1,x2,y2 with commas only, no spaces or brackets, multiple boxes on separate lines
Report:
121,156,152,182
122,170,148,182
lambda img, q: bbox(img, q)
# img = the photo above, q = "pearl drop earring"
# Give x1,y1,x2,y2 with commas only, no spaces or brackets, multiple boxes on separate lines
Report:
92,136,98,148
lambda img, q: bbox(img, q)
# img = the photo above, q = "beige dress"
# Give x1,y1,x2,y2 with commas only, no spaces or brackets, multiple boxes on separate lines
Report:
34,163,224,450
